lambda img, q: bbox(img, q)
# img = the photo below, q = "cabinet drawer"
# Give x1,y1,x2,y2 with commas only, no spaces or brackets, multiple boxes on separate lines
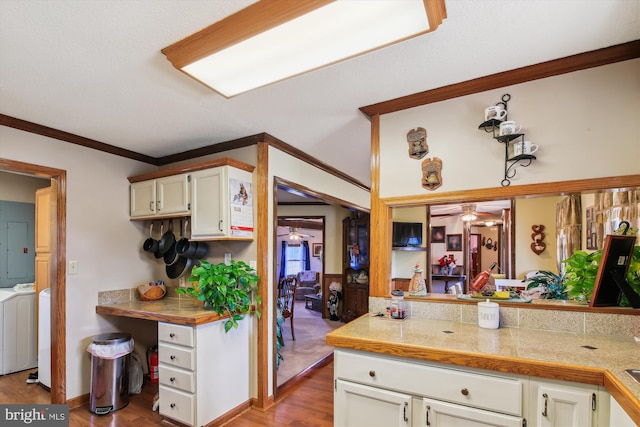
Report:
159,385,195,426
336,350,522,416
159,364,195,393
159,322,194,348
159,342,196,371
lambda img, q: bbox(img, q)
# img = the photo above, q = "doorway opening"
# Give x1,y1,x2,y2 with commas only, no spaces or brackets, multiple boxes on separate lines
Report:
272,178,367,399
0,158,66,404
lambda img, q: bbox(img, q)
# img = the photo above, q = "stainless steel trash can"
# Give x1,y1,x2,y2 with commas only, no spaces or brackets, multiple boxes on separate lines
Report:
89,333,132,415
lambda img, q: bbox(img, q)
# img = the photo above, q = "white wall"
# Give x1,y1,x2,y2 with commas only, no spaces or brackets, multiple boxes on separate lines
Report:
379,59,640,198
515,196,561,278
0,125,158,399
266,146,370,392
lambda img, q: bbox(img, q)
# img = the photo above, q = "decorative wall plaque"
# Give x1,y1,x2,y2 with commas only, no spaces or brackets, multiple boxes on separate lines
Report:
530,224,546,255
421,157,442,190
406,127,428,159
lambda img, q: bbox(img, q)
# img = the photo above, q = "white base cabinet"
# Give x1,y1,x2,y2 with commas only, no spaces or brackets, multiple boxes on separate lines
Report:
335,380,411,427
158,320,250,426
529,378,603,427
335,349,611,427
334,349,525,427
417,397,523,427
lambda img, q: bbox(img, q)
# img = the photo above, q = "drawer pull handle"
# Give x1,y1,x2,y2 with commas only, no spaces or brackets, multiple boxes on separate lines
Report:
368,370,375,377
170,403,175,408
170,377,175,382
170,355,176,360
542,393,548,417
169,333,175,338
461,388,469,396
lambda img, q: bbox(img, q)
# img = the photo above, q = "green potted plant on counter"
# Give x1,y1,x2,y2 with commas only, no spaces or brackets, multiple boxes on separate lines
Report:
176,259,261,332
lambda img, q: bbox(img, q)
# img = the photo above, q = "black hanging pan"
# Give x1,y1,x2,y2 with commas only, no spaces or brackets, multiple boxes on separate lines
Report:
175,219,190,256
142,222,159,253
158,219,176,254
166,255,193,280
154,222,164,259
164,219,181,266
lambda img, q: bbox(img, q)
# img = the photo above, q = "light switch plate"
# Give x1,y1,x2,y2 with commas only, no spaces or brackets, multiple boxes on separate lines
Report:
224,253,232,265
68,260,79,275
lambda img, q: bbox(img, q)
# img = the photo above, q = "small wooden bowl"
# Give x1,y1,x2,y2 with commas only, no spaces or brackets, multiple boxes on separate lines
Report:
138,284,166,301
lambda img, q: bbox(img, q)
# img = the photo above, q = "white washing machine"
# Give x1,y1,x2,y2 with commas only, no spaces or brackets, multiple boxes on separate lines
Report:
38,288,51,388
0,285,37,375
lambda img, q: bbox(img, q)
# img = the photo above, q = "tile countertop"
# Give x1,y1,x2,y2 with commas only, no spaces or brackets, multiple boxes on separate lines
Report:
96,297,225,326
326,314,640,423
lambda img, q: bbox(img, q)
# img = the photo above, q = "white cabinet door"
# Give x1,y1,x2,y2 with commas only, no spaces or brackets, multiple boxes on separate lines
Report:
156,174,190,216
335,379,411,427
530,379,596,427
130,174,189,218
190,167,226,239
130,179,156,217
417,398,523,427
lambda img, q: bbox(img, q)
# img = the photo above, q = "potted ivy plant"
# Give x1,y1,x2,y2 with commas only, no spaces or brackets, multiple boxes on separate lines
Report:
526,270,568,300
564,245,640,306
176,259,261,333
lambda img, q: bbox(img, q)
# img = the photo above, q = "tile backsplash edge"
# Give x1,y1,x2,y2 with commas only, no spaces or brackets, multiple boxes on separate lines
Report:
369,297,639,338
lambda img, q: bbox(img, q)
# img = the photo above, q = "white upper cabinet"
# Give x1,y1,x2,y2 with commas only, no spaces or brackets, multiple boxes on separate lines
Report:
130,174,190,218
190,166,253,240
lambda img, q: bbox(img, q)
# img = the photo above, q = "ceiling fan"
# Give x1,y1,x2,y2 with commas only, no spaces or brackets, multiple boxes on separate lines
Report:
277,227,315,240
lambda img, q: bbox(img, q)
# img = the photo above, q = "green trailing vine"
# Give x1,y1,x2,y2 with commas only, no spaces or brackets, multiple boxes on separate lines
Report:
176,259,261,333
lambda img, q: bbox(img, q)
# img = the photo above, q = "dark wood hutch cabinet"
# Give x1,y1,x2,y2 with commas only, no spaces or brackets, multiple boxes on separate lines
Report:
342,213,370,319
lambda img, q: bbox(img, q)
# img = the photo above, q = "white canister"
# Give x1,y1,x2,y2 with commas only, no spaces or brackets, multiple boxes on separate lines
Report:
478,299,500,329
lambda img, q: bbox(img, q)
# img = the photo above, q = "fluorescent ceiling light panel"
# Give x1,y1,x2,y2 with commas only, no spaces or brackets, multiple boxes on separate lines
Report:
163,0,446,97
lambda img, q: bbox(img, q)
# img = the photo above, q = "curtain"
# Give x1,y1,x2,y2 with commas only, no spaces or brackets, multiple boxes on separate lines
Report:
302,240,311,270
278,240,287,282
556,194,582,275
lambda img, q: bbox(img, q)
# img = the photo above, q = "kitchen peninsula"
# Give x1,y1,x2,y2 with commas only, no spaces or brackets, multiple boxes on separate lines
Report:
326,310,640,426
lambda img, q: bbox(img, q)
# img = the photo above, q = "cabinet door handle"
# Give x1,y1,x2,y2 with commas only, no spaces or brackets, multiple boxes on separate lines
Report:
461,388,469,396
170,377,175,382
170,403,175,408
149,201,155,212
169,333,175,338
426,405,431,426
170,355,176,360
541,393,548,417
403,402,408,422
368,370,375,377
156,200,161,211
219,220,223,232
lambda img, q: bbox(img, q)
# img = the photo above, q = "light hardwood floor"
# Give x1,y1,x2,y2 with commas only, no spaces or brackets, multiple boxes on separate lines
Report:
0,361,334,426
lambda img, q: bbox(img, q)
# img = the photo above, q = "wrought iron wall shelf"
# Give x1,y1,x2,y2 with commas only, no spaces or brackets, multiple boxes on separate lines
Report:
477,94,536,187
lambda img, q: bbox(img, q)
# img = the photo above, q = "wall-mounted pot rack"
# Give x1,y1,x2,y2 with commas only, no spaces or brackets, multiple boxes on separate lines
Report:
477,94,536,187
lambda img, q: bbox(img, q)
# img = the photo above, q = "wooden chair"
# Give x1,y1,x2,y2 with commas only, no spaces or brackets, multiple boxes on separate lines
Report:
279,277,297,341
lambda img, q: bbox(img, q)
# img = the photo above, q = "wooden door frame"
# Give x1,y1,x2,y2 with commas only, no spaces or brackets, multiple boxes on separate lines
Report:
0,158,66,404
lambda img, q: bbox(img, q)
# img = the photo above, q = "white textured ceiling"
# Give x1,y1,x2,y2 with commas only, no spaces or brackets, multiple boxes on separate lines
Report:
1,1,639,187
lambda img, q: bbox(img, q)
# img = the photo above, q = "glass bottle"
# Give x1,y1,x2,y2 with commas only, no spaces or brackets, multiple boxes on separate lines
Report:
469,262,497,294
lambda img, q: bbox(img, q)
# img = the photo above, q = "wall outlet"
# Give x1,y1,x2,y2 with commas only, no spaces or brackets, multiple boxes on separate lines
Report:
249,261,257,270
68,260,78,275
224,253,232,265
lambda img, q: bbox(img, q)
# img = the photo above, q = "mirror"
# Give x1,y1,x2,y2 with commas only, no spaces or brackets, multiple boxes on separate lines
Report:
388,175,639,306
